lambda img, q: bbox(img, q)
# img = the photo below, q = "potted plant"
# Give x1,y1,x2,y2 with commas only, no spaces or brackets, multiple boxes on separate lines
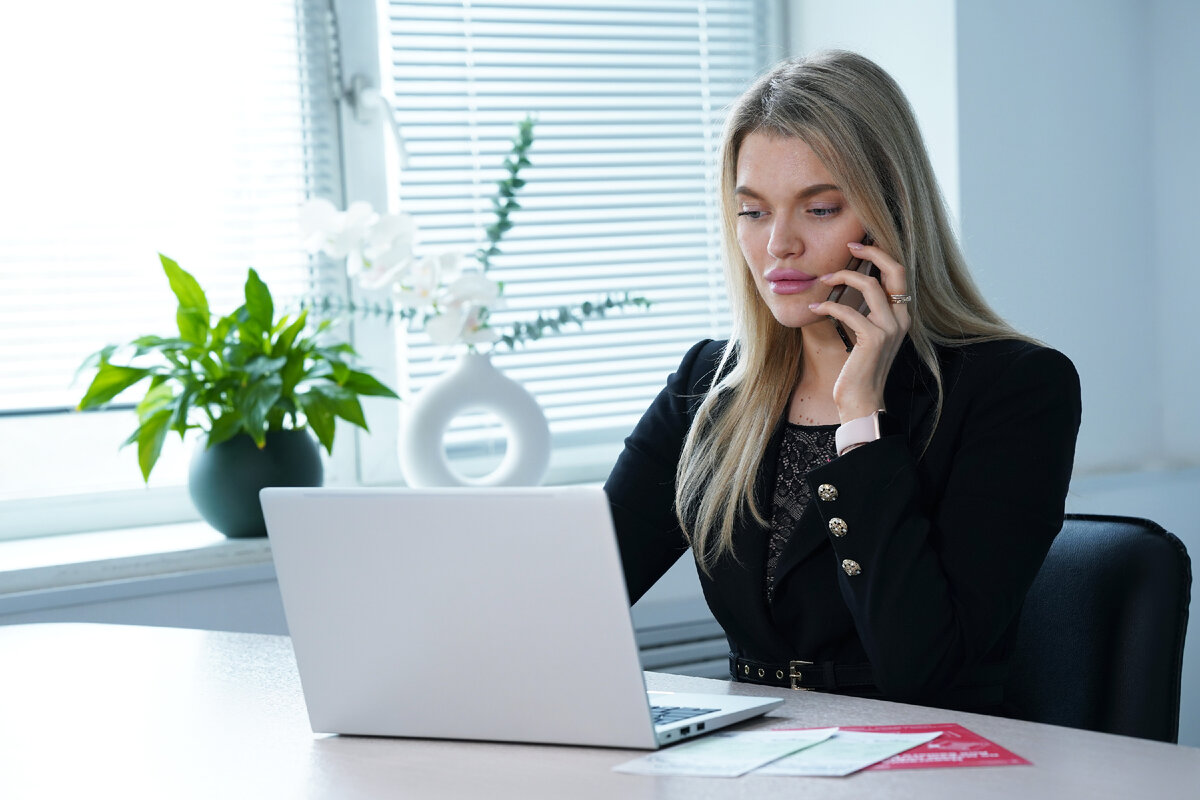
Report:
77,255,398,537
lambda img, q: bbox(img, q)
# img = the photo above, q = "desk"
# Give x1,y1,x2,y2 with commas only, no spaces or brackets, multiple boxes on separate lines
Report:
0,623,1196,799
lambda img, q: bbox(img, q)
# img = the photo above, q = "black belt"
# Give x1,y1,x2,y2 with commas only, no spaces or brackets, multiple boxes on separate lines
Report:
729,655,1010,699
730,655,876,691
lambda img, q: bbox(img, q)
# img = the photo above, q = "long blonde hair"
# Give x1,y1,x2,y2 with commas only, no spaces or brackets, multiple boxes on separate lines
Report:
676,50,1029,574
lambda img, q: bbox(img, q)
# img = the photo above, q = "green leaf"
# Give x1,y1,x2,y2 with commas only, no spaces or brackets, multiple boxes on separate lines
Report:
330,361,350,384
78,364,151,409
207,412,243,447
74,344,120,384
233,305,268,352
160,254,209,317
136,382,175,419
341,369,400,398
239,375,284,446
274,310,309,355
297,392,336,453
136,409,172,483
161,254,210,345
168,388,194,437
309,383,367,429
243,354,288,378
244,268,274,331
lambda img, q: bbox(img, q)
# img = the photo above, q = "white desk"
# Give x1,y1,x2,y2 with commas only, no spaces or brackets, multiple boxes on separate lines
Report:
0,623,1196,799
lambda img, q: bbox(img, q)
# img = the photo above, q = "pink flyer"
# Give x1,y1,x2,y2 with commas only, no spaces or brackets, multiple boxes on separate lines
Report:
775,722,1030,770
851,723,1031,770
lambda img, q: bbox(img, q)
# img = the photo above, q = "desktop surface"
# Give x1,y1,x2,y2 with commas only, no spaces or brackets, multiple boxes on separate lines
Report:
0,623,1196,799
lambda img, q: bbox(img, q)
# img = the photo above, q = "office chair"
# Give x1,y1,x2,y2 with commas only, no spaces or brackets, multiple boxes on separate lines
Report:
1005,514,1191,743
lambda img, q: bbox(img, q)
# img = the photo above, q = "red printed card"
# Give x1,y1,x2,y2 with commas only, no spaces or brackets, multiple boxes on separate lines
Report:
776,723,1030,771
852,723,1030,770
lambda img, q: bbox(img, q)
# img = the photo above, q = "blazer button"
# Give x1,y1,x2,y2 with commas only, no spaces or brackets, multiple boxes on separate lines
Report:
842,559,862,577
828,517,848,537
817,483,838,501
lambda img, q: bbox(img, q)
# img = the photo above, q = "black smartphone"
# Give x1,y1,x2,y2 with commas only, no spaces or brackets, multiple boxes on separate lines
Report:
826,235,879,352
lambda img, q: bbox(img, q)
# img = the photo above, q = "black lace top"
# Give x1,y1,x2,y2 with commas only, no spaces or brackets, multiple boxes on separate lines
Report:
766,422,839,598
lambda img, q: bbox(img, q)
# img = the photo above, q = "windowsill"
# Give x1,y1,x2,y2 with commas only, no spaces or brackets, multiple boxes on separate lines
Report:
0,522,273,596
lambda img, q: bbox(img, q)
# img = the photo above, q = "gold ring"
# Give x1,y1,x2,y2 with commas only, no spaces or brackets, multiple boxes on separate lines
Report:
889,294,912,305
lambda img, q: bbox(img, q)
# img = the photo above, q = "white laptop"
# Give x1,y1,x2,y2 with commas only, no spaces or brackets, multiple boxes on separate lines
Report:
261,485,781,749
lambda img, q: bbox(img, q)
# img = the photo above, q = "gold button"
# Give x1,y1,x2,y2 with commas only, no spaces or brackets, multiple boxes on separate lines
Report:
828,517,848,537
842,559,862,577
817,483,838,501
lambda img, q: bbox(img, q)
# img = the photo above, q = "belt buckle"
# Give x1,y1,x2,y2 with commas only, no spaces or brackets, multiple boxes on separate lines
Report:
789,660,814,691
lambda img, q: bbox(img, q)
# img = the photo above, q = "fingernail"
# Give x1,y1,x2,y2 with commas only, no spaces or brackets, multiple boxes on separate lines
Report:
847,242,864,251
807,303,821,310
819,273,834,282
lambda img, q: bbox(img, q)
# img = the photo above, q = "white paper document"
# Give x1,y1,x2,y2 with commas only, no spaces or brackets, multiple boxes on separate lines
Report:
754,729,943,776
613,729,839,778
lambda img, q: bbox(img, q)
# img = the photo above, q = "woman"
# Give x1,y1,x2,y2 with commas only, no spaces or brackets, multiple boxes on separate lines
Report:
604,51,1081,713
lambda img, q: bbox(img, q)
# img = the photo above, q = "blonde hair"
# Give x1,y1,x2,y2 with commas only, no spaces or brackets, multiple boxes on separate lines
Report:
676,50,1030,574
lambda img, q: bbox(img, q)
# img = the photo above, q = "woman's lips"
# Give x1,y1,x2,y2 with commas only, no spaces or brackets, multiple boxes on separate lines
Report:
764,268,818,295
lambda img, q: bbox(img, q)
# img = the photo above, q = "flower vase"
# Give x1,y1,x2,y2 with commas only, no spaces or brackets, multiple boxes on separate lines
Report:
400,351,550,487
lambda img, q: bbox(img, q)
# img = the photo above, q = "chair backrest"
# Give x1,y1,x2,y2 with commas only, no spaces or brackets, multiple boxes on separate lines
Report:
1005,514,1191,743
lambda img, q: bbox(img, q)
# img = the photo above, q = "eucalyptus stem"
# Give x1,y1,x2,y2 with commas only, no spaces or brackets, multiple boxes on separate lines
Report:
476,114,535,272
496,293,652,350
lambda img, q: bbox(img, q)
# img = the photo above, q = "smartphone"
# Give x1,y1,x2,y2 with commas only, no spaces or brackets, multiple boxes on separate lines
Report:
825,235,879,352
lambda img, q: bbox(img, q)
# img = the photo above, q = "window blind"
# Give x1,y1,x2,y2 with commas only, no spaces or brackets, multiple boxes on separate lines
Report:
385,0,770,465
0,0,342,502
0,0,342,417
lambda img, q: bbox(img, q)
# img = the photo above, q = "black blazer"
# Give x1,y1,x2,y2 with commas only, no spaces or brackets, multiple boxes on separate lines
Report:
604,337,1081,711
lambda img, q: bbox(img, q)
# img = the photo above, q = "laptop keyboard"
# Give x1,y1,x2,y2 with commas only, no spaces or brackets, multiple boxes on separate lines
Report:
650,705,719,726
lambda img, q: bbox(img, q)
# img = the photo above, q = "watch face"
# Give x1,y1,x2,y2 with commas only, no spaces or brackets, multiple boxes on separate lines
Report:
877,410,902,438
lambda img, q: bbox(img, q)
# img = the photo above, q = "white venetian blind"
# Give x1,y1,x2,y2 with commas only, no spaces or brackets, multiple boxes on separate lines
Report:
386,0,769,462
0,0,342,417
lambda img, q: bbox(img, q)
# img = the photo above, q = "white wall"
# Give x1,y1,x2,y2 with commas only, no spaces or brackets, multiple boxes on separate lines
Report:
957,0,1161,474
1152,0,1200,464
789,0,960,224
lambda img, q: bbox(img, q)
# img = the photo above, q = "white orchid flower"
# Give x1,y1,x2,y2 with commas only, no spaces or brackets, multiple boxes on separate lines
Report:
444,271,501,307
298,198,341,253
424,307,468,346
459,306,500,345
299,198,379,261
355,214,417,290
364,212,416,261
395,254,446,309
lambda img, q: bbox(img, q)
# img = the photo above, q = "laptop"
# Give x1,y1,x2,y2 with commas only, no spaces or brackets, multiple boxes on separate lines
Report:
261,485,782,749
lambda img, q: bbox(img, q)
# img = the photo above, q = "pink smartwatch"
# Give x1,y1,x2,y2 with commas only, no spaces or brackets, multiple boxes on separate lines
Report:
835,409,892,456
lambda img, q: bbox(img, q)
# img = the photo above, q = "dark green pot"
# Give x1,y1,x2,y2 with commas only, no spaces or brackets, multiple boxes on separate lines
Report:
187,429,324,539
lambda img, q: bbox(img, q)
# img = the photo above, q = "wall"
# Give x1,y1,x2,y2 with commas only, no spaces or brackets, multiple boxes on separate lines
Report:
1152,0,1200,464
957,0,1161,474
789,0,960,224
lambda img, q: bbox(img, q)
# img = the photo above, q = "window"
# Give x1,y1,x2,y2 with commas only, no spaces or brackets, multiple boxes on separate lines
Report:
358,0,780,483
0,0,782,539
0,0,344,537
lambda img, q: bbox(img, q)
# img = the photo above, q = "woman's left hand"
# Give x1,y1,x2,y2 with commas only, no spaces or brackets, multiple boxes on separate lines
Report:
808,241,912,422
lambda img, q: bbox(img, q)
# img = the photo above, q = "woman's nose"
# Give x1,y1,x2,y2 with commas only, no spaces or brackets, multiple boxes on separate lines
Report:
766,218,803,260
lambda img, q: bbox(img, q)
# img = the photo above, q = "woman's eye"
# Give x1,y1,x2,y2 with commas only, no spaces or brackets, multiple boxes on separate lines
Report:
810,206,841,218
737,209,765,220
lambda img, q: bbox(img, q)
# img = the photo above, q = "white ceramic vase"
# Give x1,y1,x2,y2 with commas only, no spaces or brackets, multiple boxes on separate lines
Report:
399,351,551,487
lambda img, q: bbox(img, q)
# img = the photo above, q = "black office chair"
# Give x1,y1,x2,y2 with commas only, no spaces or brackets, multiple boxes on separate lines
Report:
1005,514,1191,743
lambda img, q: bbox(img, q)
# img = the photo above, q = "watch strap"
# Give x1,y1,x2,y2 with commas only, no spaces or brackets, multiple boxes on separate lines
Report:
835,410,886,456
